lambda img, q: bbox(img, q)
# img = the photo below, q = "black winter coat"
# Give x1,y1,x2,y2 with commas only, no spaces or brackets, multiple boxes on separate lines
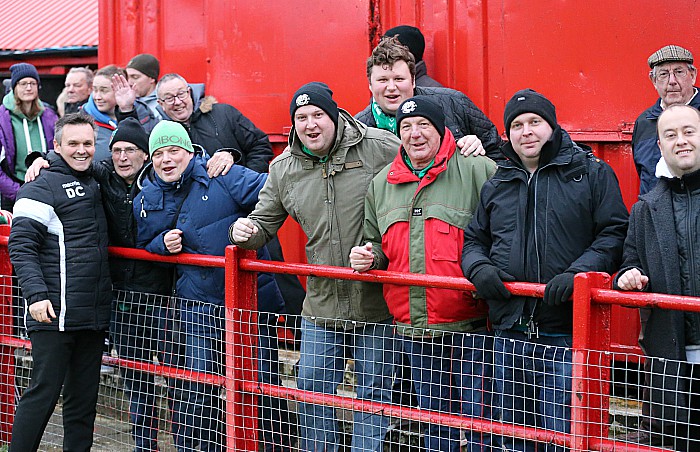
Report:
462,128,629,333
9,153,112,332
92,159,172,297
355,85,503,160
615,173,700,360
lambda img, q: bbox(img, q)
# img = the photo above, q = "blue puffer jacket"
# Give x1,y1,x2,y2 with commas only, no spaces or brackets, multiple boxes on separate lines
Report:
134,151,283,315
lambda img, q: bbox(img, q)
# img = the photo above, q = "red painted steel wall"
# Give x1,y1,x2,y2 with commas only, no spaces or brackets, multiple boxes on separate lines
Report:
98,0,700,353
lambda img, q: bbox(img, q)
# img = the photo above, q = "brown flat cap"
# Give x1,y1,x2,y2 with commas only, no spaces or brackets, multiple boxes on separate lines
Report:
648,45,694,68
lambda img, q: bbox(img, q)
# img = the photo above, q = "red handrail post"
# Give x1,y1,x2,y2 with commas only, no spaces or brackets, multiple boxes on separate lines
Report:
225,245,258,452
571,272,612,451
0,224,14,442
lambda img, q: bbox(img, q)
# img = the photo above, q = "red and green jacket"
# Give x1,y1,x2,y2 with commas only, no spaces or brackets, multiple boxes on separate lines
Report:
364,129,496,336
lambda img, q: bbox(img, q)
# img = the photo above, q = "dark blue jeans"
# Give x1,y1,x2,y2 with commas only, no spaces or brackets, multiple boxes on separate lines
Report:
402,332,490,452
492,330,572,452
111,300,170,452
258,313,295,452
296,318,395,452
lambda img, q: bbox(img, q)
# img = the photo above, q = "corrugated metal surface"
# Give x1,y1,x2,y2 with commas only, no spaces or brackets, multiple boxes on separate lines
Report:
0,0,98,51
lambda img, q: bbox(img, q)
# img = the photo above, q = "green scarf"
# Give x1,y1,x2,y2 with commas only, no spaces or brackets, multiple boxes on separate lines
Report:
301,145,329,163
371,99,397,135
402,150,435,179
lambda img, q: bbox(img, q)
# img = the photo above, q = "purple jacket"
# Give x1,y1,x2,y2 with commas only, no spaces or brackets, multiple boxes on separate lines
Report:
0,104,58,201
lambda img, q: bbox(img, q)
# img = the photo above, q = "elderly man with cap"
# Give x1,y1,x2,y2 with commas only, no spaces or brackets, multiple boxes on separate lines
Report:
356,37,502,161
135,120,287,451
384,25,442,87
462,89,629,451
350,96,495,451
230,82,399,452
633,45,700,196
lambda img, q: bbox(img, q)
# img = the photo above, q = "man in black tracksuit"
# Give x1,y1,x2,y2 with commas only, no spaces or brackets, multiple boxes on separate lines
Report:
8,113,112,451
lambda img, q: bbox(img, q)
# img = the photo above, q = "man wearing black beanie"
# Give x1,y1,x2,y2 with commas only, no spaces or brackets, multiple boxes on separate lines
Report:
231,81,401,451
462,89,629,451
351,95,496,451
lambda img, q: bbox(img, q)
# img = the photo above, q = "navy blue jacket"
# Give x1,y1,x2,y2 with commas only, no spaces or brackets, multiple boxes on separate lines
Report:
134,151,283,313
632,88,700,195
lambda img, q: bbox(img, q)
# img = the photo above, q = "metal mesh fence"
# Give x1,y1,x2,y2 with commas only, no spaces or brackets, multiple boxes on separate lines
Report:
0,273,696,451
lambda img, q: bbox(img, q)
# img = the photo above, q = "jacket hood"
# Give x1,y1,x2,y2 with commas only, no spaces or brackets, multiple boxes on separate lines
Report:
287,109,366,158
2,91,45,119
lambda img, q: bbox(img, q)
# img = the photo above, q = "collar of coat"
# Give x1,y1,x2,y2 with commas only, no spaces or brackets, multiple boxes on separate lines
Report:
500,126,579,173
386,128,455,186
287,109,366,168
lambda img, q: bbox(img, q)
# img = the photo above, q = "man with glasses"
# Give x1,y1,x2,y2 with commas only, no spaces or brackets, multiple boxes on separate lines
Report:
624,45,700,448
634,45,700,195
116,72,273,174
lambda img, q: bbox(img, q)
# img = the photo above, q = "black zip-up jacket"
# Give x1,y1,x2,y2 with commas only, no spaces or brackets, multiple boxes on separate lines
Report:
9,153,112,332
355,85,503,160
92,159,172,297
462,128,629,333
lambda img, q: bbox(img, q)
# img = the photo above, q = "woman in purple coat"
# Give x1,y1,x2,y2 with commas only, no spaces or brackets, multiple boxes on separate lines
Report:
0,63,58,210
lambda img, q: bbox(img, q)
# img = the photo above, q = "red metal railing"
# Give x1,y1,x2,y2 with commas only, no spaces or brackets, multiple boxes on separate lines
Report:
0,228,693,451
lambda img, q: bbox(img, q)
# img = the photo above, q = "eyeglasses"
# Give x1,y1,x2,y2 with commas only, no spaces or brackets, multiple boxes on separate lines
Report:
159,88,190,105
655,67,693,81
17,81,38,88
111,147,141,155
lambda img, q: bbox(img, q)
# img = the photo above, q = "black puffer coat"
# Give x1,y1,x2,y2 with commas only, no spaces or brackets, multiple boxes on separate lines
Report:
355,85,503,160
9,153,112,332
462,128,629,333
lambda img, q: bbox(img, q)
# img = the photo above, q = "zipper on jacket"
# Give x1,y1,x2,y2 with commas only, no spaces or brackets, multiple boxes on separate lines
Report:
685,182,697,296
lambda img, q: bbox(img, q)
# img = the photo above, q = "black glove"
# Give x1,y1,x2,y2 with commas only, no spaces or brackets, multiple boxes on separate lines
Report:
543,272,575,306
469,264,515,302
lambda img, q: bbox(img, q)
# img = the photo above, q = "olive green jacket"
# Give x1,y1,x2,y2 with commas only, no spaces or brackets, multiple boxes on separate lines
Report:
231,110,401,328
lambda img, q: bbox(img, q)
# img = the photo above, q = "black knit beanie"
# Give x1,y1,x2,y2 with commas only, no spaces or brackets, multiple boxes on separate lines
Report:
504,89,557,138
384,25,426,62
290,82,339,127
396,95,445,138
109,117,149,153
10,63,40,90
126,54,160,81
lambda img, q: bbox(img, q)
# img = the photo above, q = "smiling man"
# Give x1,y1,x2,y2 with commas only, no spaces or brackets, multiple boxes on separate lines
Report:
462,89,629,452
135,120,288,451
8,113,112,451
355,37,503,160
616,105,700,451
633,45,700,195
350,96,496,451
230,82,400,451
63,67,93,115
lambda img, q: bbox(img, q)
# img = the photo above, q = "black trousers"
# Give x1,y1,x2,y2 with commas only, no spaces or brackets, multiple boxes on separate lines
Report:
10,329,106,452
